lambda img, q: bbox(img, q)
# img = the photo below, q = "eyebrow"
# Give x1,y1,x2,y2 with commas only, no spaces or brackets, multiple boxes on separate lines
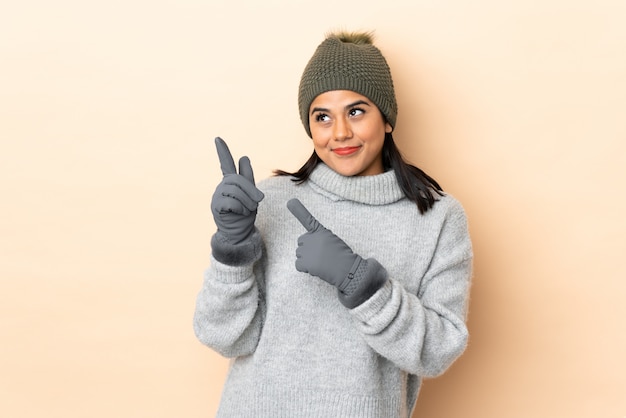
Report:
310,100,371,115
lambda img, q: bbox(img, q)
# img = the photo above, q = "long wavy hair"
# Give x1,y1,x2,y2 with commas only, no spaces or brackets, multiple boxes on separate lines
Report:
273,133,444,214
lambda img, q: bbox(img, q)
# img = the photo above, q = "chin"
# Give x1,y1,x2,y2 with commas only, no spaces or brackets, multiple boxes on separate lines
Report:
335,167,365,177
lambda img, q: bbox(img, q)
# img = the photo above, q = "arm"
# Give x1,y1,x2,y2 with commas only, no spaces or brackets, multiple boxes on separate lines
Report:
349,200,472,376
286,197,472,376
193,231,265,358
193,137,266,357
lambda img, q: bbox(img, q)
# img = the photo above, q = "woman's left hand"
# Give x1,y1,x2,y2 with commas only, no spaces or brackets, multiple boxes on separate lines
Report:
287,198,362,291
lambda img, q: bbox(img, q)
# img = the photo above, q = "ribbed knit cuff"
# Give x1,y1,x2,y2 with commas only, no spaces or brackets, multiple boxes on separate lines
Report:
210,229,262,266
338,258,388,309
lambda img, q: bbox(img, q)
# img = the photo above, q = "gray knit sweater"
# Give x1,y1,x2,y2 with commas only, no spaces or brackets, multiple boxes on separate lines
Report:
193,163,473,418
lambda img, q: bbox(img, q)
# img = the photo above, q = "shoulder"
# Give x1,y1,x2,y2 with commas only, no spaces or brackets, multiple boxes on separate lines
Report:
256,175,303,216
423,192,467,221
257,174,295,190
256,175,299,199
432,193,472,254
438,193,467,217
424,192,471,242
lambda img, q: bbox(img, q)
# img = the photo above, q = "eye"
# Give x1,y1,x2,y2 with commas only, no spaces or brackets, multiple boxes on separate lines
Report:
314,113,330,122
349,107,365,117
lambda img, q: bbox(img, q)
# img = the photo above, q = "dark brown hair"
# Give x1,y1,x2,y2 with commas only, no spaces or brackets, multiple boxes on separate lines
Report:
273,133,443,214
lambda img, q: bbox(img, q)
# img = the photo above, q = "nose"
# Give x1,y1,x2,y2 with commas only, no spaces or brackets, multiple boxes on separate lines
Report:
333,116,352,141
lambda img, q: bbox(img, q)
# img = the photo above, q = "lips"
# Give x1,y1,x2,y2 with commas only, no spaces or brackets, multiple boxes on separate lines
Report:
332,146,361,156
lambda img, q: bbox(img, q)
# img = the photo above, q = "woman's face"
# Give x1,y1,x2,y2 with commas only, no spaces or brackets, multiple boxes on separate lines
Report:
309,90,392,177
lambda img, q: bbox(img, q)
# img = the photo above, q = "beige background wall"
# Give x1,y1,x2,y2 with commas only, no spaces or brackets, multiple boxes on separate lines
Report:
2,1,625,417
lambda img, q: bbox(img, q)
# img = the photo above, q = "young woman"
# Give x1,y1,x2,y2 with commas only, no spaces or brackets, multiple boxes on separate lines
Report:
194,31,473,417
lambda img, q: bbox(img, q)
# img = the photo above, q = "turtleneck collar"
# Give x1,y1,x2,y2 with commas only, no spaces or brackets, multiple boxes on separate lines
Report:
308,163,406,206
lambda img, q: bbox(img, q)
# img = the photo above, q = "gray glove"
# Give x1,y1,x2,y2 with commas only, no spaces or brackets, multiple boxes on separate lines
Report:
287,198,387,308
211,137,264,245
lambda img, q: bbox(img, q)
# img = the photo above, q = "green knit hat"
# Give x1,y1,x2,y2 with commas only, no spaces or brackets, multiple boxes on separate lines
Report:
298,31,398,138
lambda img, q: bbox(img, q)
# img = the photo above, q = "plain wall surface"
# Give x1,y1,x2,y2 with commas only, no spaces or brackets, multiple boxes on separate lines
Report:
2,1,625,417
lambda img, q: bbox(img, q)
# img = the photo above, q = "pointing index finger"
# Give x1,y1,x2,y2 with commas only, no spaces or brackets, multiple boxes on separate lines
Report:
215,137,237,175
287,198,321,232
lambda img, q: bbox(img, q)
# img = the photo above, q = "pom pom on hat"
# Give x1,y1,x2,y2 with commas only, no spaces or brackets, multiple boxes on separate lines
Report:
298,31,398,137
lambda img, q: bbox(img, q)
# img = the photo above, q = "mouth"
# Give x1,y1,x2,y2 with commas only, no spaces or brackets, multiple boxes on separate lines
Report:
332,146,361,156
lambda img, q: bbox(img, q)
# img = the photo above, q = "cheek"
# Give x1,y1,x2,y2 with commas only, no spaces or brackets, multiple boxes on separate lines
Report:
360,123,386,144
310,131,329,149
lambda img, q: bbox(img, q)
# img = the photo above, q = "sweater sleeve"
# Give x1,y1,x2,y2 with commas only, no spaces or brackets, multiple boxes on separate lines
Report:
349,200,472,377
193,230,266,358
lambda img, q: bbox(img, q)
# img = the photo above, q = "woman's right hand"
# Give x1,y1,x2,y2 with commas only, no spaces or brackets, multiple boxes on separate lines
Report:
211,137,264,245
